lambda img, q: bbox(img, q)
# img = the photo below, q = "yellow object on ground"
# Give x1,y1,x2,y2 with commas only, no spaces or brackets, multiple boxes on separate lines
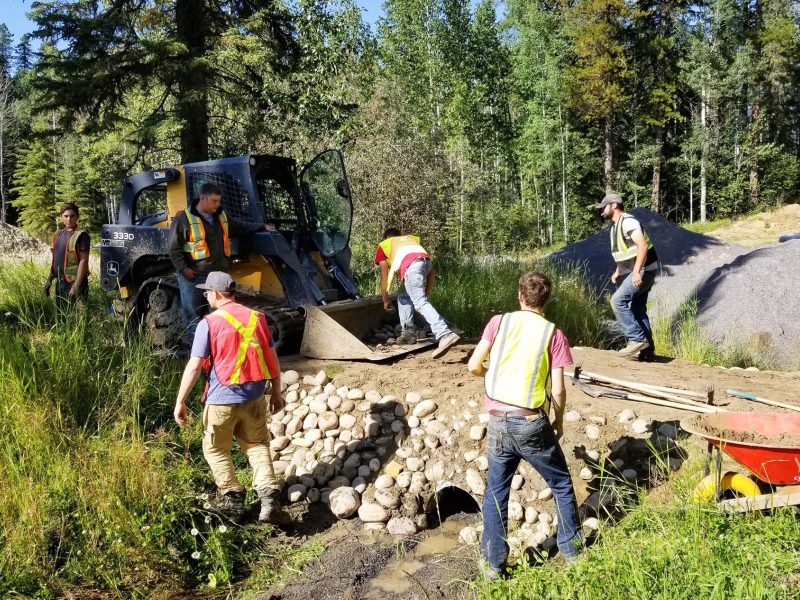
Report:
692,471,761,503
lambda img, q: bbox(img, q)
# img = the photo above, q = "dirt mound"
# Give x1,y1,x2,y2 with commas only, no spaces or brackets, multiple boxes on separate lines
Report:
548,208,750,319
696,239,800,369
703,204,800,247
0,223,51,264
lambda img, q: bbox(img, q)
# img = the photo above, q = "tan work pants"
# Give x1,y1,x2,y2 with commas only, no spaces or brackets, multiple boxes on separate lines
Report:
202,397,280,496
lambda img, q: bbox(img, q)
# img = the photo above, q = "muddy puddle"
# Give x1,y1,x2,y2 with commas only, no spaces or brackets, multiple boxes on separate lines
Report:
363,519,473,598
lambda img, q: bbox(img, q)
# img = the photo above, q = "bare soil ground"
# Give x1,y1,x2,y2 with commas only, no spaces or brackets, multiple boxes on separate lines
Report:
257,343,800,600
701,204,800,247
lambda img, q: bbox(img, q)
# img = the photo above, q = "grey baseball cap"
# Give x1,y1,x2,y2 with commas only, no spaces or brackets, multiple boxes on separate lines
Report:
195,271,237,292
595,193,623,209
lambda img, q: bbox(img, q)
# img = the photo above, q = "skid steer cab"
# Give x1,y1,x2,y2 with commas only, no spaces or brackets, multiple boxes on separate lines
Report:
99,150,436,360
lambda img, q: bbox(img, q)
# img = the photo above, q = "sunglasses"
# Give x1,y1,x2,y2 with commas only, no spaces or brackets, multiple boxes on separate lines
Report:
202,290,217,298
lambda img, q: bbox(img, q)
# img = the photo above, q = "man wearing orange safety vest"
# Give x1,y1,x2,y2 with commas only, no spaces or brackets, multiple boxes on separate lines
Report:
173,271,290,525
168,182,274,341
45,203,90,306
375,228,460,359
468,271,582,578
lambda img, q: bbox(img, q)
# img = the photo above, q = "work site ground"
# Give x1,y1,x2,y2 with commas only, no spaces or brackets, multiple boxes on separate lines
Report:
243,343,800,600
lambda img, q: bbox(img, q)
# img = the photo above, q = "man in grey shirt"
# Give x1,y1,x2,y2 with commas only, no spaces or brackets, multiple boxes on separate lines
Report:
596,194,659,360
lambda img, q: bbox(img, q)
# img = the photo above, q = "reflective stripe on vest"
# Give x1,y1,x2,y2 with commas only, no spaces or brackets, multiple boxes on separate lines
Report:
377,235,427,288
610,213,653,263
204,302,277,387
52,229,85,283
183,208,230,261
484,311,555,411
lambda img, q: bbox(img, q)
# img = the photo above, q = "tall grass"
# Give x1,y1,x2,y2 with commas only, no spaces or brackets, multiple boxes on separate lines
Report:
356,256,612,346
0,263,301,597
652,299,780,370
478,458,800,599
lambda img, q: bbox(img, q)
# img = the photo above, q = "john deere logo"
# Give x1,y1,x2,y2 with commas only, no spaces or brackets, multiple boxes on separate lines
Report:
107,262,119,276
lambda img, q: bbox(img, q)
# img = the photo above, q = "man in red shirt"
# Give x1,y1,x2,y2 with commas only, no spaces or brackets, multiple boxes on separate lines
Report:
468,271,582,577
375,228,460,358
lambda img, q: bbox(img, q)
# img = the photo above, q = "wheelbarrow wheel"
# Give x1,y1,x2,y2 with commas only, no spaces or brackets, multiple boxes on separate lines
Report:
692,471,761,503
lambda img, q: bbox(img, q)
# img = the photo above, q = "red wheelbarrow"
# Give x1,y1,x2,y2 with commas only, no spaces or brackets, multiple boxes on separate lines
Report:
681,412,800,513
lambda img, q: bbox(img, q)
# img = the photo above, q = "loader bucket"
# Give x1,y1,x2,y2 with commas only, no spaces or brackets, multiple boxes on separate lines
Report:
300,299,437,361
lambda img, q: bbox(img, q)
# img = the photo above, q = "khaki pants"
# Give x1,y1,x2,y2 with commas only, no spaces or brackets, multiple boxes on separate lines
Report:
202,397,280,496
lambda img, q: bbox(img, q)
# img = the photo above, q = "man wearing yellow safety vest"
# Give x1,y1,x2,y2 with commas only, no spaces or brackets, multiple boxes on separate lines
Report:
44,203,90,305
375,228,460,358
168,182,274,341
596,193,659,360
468,271,583,577
173,271,290,525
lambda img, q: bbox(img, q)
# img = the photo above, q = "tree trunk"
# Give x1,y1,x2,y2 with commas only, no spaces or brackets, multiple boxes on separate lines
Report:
176,0,210,163
650,128,663,213
749,94,760,206
559,106,568,242
604,118,613,192
749,0,762,207
688,161,694,224
458,150,464,253
700,87,708,223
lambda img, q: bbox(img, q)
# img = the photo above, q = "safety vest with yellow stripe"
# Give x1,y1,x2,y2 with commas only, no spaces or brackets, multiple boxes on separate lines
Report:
183,208,230,261
203,302,278,396
610,213,654,263
52,229,86,283
484,311,555,412
378,234,428,288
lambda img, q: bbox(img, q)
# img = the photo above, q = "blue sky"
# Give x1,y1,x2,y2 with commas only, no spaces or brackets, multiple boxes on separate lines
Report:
1,0,387,41
3,0,37,39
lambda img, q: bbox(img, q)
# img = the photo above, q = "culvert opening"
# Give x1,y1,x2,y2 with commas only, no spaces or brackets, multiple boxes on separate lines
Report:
426,482,481,528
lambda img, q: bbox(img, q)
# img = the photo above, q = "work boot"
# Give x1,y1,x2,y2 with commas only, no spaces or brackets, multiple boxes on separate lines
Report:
208,491,246,522
396,329,417,345
257,488,291,525
432,332,461,359
638,348,657,362
618,340,650,358
478,560,505,581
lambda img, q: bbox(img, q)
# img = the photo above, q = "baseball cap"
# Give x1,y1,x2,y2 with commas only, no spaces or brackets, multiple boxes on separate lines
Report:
195,271,237,292
594,193,623,210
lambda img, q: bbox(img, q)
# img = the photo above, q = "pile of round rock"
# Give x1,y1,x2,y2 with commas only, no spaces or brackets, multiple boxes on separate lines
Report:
271,369,686,553
362,322,434,348
272,369,503,537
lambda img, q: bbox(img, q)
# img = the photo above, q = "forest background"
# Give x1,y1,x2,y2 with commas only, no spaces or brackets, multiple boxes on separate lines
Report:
1,0,799,271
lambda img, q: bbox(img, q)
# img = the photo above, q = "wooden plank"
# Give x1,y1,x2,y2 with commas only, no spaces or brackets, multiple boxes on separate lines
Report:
717,490,800,513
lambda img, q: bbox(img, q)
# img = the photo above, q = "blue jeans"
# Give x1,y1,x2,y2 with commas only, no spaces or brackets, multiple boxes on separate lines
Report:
611,270,656,348
482,415,582,568
55,278,88,309
176,271,208,342
398,258,450,340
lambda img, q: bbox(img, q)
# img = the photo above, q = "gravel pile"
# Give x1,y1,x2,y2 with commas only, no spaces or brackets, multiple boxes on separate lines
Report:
548,208,750,318
696,239,800,369
549,209,800,367
0,223,51,264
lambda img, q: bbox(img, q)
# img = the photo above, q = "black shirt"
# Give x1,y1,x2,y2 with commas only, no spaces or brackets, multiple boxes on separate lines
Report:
52,229,90,279
168,207,264,274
